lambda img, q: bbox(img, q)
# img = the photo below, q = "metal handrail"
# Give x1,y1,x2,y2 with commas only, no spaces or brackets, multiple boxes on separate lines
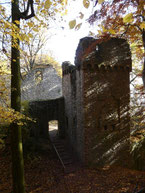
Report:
52,143,66,169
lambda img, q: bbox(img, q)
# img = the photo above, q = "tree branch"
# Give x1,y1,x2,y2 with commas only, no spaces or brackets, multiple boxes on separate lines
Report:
20,0,35,20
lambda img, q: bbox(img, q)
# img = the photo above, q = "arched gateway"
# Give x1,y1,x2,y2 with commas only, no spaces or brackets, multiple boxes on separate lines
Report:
29,97,65,139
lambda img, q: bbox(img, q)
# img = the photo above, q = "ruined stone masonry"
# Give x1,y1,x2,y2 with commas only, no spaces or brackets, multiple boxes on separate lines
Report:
29,37,132,167
29,97,65,139
62,37,132,166
21,64,62,101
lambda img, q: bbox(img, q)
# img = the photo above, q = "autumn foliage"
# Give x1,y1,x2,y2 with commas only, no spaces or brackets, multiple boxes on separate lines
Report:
88,0,144,66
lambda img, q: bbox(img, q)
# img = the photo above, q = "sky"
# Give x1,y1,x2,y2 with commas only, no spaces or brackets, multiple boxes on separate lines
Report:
46,24,91,65
44,0,96,65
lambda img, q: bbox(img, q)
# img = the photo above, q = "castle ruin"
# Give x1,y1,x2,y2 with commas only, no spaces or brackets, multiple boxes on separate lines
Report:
62,37,132,166
30,37,132,166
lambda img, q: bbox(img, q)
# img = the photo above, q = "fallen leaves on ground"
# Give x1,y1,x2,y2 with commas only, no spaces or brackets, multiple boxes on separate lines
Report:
0,146,145,193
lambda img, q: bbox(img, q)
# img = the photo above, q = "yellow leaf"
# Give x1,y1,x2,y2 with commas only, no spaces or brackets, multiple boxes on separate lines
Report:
130,42,137,48
35,0,40,3
62,0,67,5
20,34,29,42
44,0,51,9
28,33,33,38
75,23,82,30
37,5,41,10
41,9,47,14
98,30,102,35
27,22,34,28
108,29,116,34
83,0,90,9
24,34,29,41
32,28,39,32
98,0,105,4
140,22,145,30
123,13,133,23
34,16,40,21
89,31,95,36
102,25,107,32
69,20,76,29
14,20,20,24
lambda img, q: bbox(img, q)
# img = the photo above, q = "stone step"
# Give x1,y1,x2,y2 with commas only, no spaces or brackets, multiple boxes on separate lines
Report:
54,144,65,148
51,139,77,173
61,156,72,160
59,152,69,156
53,140,65,145
56,150,66,154
63,160,73,165
54,146,65,150
53,140,65,146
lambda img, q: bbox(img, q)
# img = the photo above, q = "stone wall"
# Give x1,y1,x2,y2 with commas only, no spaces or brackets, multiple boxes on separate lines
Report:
62,37,132,166
83,66,130,166
21,65,62,101
81,37,131,166
29,97,65,139
62,62,84,161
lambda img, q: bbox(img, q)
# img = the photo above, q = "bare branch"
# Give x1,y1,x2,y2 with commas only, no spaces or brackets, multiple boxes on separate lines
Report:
20,0,35,20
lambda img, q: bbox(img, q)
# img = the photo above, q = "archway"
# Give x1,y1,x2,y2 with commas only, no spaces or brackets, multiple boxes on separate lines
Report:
29,97,66,140
49,120,59,141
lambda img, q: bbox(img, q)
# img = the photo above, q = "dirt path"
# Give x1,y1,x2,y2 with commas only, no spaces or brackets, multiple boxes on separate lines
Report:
0,146,145,193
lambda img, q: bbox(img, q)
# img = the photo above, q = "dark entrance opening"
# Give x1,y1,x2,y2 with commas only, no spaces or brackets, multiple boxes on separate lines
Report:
29,97,65,140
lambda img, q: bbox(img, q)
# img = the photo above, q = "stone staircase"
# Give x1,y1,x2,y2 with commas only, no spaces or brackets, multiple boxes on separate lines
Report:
51,138,78,173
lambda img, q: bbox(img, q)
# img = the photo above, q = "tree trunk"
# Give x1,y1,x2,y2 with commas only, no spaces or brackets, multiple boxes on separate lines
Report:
143,29,145,68
142,28,145,87
10,0,25,192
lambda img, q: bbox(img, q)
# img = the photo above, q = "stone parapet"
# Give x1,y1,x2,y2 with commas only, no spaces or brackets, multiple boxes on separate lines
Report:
81,62,131,72
62,61,76,75
75,37,132,71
